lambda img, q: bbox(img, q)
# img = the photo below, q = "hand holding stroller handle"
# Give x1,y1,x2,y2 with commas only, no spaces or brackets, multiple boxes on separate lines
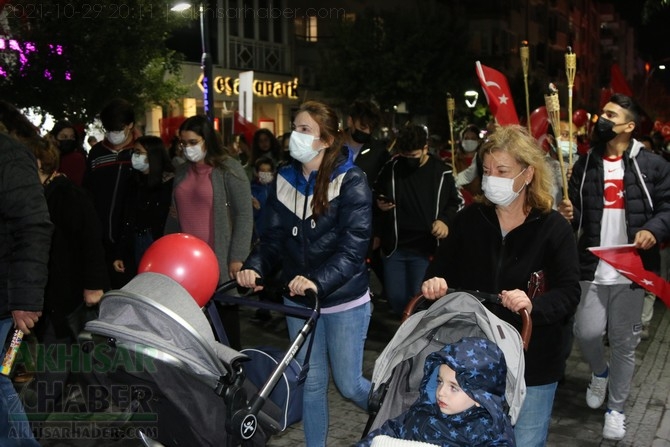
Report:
402,291,532,351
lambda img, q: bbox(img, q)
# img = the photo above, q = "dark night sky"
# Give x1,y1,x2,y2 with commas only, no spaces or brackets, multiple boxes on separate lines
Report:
608,0,670,63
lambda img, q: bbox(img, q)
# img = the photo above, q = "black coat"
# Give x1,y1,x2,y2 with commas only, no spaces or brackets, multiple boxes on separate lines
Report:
568,140,670,278
374,155,462,257
425,203,581,386
116,172,174,267
0,135,52,317
352,140,390,187
41,175,109,337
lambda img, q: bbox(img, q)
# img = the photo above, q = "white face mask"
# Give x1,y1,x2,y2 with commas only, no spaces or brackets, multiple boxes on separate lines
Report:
131,153,149,172
482,168,527,207
184,144,206,163
557,140,577,158
289,131,321,164
462,140,479,153
106,130,127,146
258,171,274,184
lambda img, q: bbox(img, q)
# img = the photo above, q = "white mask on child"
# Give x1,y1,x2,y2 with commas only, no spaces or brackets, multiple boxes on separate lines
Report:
258,172,274,184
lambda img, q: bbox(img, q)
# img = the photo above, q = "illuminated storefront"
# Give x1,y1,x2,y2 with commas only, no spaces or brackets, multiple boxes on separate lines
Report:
147,63,301,144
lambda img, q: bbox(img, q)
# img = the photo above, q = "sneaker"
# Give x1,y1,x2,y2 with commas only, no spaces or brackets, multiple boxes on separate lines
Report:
586,372,608,409
603,410,626,440
641,324,650,341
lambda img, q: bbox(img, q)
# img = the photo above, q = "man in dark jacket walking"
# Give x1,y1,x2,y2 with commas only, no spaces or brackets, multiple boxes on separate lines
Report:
0,103,53,446
559,93,670,441
84,98,137,288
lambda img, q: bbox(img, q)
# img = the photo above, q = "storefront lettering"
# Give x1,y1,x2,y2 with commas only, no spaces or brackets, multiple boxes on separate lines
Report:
202,74,298,99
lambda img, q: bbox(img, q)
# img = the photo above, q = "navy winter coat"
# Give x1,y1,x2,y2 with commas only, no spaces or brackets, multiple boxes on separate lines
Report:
243,148,372,308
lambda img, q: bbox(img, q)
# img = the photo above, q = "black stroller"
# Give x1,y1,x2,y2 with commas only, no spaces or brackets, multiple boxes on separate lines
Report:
363,291,531,437
80,272,318,446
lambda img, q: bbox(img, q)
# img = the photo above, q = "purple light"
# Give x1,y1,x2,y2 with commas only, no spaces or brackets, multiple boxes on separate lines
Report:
1,38,71,80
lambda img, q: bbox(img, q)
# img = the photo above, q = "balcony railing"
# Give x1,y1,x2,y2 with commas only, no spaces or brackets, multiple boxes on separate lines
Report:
229,37,289,74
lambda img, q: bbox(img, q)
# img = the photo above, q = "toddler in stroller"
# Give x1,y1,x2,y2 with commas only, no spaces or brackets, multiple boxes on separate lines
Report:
357,337,515,446
362,291,528,446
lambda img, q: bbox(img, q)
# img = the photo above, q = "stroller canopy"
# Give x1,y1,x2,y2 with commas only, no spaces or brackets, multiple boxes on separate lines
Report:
369,292,526,427
86,272,247,389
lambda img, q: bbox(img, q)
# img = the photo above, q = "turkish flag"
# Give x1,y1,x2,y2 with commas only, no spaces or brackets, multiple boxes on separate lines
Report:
234,111,259,148
588,245,670,307
476,61,520,126
610,63,633,97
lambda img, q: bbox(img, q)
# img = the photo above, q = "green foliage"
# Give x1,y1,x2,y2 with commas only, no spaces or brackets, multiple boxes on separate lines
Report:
0,0,190,124
318,1,473,115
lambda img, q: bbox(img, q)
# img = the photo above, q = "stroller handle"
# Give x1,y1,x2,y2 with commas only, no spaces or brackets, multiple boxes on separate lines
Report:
402,290,532,351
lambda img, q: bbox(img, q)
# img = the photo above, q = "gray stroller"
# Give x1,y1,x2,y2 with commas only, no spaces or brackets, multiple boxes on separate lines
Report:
364,291,530,436
81,272,317,446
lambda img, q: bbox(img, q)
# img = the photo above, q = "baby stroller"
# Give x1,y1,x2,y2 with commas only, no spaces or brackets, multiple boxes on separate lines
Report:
80,272,318,446
363,291,531,436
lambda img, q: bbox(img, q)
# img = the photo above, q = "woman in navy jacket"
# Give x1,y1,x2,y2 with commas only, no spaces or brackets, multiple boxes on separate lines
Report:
237,101,373,446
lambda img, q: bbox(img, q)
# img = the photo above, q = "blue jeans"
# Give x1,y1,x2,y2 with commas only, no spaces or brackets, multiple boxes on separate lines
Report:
382,249,430,315
285,299,372,447
0,318,40,446
513,382,558,447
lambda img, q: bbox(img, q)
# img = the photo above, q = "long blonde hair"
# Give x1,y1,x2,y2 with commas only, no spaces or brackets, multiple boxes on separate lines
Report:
477,124,554,213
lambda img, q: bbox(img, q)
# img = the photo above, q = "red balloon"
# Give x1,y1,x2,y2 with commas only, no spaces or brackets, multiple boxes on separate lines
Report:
138,233,219,307
529,106,549,140
573,109,588,128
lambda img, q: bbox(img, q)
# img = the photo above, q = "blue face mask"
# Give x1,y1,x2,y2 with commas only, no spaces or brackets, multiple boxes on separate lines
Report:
557,140,577,158
289,131,322,164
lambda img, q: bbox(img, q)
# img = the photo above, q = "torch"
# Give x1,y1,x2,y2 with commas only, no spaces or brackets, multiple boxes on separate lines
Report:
520,41,531,133
447,93,457,176
544,84,568,199
565,46,577,166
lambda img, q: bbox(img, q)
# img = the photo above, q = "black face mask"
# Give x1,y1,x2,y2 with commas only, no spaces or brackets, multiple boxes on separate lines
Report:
351,128,371,144
58,139,77,154
397,156,421,173
595,117,619,143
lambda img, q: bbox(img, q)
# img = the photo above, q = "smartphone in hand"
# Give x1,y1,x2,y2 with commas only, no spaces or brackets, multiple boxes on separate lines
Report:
377,194,395,205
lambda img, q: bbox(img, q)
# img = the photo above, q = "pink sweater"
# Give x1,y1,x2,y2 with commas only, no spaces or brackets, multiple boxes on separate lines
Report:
174,163,214,247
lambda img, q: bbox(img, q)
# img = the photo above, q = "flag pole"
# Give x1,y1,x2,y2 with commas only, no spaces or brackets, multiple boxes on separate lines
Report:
544,85,568,199
565,47,577,167
447,93,457,176
520,41,531,134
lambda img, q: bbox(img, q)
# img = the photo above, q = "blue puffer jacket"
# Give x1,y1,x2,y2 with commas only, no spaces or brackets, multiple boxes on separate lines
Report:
568,139,670,278
243,148,372,308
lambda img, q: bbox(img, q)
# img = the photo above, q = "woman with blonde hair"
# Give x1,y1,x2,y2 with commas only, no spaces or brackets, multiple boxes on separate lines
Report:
237,100,373,446
422,125,580,447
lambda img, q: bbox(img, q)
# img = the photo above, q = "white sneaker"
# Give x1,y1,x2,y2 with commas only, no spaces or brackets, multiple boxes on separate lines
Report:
586,372,608,409
603,410,626,440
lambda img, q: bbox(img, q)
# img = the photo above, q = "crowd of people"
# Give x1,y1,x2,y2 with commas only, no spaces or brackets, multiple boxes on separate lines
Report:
1,92,670,446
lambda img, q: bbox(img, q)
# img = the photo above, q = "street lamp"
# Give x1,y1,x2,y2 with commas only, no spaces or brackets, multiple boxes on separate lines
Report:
464,90,479,109
171,1,214,122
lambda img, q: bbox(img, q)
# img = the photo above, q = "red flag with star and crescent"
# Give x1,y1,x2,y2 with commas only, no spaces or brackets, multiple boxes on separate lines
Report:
588,244,670,307
476,61,520,126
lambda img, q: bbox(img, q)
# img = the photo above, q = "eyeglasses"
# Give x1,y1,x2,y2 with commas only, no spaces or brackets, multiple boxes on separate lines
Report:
179,138,203,148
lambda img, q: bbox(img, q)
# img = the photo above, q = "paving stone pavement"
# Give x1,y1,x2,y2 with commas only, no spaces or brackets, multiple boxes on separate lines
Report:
26,296,670,446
